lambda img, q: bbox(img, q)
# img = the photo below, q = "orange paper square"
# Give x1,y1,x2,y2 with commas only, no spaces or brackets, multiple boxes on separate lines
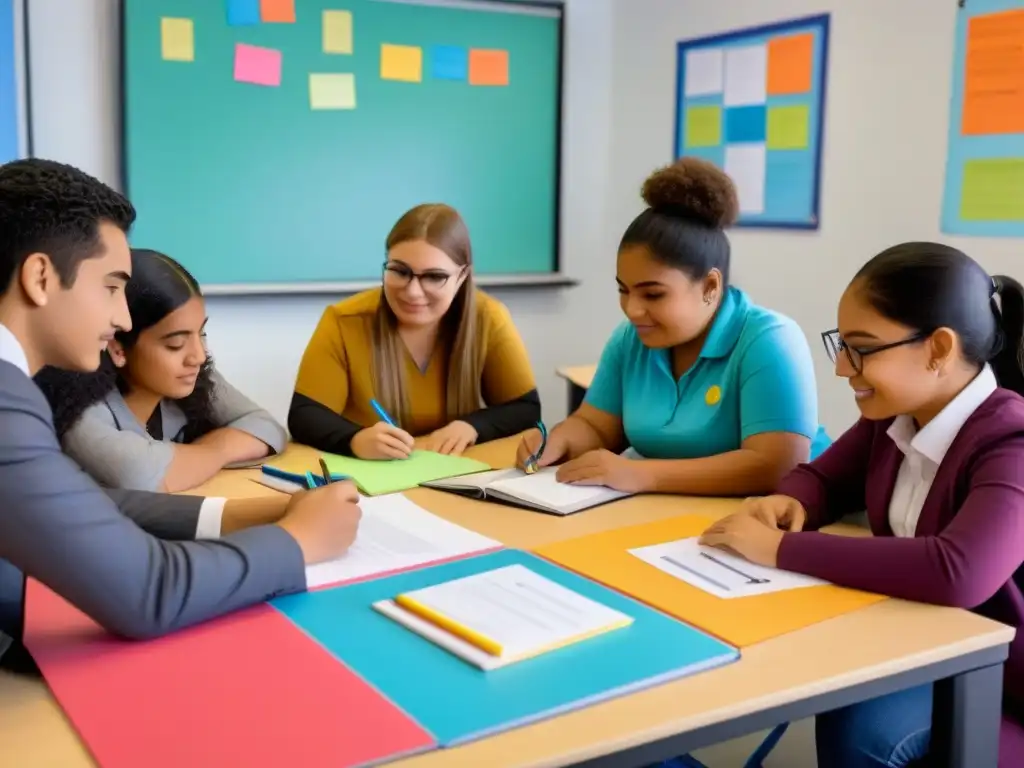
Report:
961,9,1024,135
260,0,295,23
767,33,814,95
468,49,509,86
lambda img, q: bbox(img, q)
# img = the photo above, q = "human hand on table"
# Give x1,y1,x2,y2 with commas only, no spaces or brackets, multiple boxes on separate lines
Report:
735,494,807,531
554,449,650,493
699,512,784,568
419,420,478,456
514,427,568,471
351,422,414,460
276,481,362,565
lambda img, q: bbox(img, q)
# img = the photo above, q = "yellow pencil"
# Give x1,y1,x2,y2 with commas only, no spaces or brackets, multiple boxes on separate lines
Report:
394,594,504,656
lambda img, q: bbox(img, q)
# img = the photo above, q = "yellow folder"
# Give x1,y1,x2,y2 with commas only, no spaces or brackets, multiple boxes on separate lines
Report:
534,515,887,648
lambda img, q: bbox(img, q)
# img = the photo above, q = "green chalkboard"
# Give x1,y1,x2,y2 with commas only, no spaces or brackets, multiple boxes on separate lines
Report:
122,0,562,290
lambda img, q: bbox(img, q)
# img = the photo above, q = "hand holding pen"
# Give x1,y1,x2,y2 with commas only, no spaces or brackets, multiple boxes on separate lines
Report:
350,398,415,460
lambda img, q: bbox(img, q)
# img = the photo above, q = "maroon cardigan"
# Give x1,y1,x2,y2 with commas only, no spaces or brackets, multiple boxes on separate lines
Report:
776,389,1024,720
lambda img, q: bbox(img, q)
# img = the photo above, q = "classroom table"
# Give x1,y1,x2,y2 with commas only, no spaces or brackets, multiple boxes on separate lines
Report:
556,364,595,414
0,437,1012,767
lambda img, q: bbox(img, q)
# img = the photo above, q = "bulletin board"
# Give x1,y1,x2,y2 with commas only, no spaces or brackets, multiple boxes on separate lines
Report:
0,0,29,164
674,14,830,230
940,0,1024,237
121,0,563,294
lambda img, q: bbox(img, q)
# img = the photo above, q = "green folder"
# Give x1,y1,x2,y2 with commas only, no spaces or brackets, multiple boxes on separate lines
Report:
320,450,492,496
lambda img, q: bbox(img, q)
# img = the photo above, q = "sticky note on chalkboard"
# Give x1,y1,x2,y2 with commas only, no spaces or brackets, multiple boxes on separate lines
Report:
381,44,422,82
226,0,260,26
161,18,194,62
310,73,356,109
468,49,509,86
323,10,353,54
431,45,468,80
260,0,295,23
234,43,282,86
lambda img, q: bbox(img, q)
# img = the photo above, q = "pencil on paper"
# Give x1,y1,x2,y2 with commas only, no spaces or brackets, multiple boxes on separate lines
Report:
699,551,770,584
661,555,731,591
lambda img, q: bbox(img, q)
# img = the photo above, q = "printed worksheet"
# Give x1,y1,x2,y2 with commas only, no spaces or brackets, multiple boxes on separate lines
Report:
629,537,828,599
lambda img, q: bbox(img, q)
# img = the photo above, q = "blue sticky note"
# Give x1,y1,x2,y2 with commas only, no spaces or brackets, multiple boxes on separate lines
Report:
764,149,815,224
226,0,260,26
431,45,468,81
725,105,767,143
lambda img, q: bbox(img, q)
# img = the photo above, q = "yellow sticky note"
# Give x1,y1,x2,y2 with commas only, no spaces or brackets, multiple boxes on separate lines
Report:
161,17,194,62
323,10,353,54
380,44,422,82
961,158,1024,221
766,105,809,150
684,105,721,147
310,73,356,110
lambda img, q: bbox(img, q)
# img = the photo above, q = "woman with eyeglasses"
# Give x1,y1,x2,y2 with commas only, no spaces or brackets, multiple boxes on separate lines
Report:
700,243,1024,766
514,157,828,495
288,203,539,459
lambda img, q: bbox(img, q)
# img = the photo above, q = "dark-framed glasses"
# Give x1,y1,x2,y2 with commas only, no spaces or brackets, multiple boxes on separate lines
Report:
382,261,460,294
821,328,930,373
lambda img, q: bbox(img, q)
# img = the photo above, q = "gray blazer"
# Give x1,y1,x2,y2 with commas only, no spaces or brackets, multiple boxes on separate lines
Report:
0,360,305,644
61,369,288,491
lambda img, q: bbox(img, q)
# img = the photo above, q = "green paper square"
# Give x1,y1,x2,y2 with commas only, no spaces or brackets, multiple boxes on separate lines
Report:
685,106,722,148
961,159,1024,222
766,105,810,150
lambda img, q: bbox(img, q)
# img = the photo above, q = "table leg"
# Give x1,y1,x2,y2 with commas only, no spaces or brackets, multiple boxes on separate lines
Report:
930,661,1003,767
567,382,587,415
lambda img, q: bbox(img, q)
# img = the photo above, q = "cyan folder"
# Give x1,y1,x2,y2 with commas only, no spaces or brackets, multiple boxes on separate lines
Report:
273,549,739,746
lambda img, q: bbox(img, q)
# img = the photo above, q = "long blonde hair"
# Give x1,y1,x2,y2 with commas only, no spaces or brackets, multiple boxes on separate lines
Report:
372,204,483,426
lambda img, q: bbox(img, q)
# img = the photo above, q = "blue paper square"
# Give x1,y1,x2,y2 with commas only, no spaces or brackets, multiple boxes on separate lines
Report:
431,45,468,81
725,105,767,143
226,0,260,26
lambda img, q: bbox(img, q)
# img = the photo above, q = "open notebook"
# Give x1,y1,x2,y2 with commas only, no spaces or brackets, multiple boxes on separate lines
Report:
372,564,633,671
421,467,633,516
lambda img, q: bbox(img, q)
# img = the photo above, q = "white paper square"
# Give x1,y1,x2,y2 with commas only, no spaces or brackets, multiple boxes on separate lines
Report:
723,44,767,106
684,48,724,97
725,143,766,215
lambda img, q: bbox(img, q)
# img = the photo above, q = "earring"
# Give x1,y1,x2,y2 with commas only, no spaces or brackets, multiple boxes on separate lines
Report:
703,294,713,305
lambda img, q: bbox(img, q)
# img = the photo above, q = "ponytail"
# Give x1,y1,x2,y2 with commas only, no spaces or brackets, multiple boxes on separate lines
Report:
990,275,1024,397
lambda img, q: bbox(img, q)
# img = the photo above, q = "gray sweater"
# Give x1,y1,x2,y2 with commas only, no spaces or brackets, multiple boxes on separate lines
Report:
61,370,288,491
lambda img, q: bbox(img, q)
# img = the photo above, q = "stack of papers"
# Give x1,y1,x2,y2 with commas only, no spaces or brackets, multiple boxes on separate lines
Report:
373,564,633,670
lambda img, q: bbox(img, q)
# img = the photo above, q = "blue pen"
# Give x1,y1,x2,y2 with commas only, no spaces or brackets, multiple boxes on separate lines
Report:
304,471,319,490
370,398,397,427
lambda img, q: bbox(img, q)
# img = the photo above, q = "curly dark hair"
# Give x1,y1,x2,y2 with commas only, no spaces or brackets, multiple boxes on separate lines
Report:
620,156,738,287
0,158,135,291
34,249,218,441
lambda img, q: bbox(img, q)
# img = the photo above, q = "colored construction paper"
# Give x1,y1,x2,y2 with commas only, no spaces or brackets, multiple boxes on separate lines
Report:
723,44,766,107
725,142,766,214
274,550,738,746
961,9,1024,135
684,48,724,97
469,48,509,86
685,105,721,148
309,73,356,110
767,104,810,149
725,105,767,143
765,150,815,223
535,515,888,648
226,0,260,26
432,45,468,81
234,43,282,87
24,580,436,768
380,43,422,82
160,18,194,62
960,158,1024,221
260,0,295,23
320,450,490,496
323,10,353,54
767,33,814,95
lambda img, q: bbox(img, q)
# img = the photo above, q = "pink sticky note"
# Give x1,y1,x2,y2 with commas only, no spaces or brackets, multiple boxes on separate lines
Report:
234,43,282,86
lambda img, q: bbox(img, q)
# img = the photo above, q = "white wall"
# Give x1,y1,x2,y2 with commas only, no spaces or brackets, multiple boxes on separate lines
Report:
611,0,1021,436
26,0,617,425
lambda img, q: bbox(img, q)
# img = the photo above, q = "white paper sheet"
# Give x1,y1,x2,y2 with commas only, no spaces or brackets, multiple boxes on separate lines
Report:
395,564,631,658
684,48,724,97
725,143,766,214
304,494,499,588
490,467,630,512
629,537,828,599
723,44,767,106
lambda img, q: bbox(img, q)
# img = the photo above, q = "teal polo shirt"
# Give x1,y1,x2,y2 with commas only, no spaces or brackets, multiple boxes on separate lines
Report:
585,287,827,460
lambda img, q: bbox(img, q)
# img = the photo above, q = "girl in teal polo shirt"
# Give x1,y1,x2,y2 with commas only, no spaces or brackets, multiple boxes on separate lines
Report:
516,157,827,495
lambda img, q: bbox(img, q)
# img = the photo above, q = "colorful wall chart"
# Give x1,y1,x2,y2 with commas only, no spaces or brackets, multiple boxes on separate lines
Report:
674,14,830,229
0,0,29,164
941,0,1024,237
122,0,562,291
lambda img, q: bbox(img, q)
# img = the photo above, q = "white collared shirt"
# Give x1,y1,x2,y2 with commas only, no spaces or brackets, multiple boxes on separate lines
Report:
0,323,225,538
886,365,997,538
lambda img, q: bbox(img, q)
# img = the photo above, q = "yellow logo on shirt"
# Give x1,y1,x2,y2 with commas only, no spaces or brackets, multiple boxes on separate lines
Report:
705,385,722,406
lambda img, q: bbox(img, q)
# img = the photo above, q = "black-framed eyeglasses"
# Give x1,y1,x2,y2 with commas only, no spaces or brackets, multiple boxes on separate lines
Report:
382,261,461,293
821,328,930,373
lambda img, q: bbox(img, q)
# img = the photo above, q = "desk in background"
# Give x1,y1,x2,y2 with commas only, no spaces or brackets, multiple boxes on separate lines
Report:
557,365,596,415
0,436,1010,767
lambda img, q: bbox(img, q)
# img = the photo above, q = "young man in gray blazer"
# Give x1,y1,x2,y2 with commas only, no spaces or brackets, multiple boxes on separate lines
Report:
0,159,362,668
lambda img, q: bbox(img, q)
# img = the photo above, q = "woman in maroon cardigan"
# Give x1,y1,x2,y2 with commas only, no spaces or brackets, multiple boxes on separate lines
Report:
700,242,1024,767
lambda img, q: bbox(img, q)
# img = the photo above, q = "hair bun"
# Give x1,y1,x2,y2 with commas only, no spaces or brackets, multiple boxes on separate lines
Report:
641,157,740,229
